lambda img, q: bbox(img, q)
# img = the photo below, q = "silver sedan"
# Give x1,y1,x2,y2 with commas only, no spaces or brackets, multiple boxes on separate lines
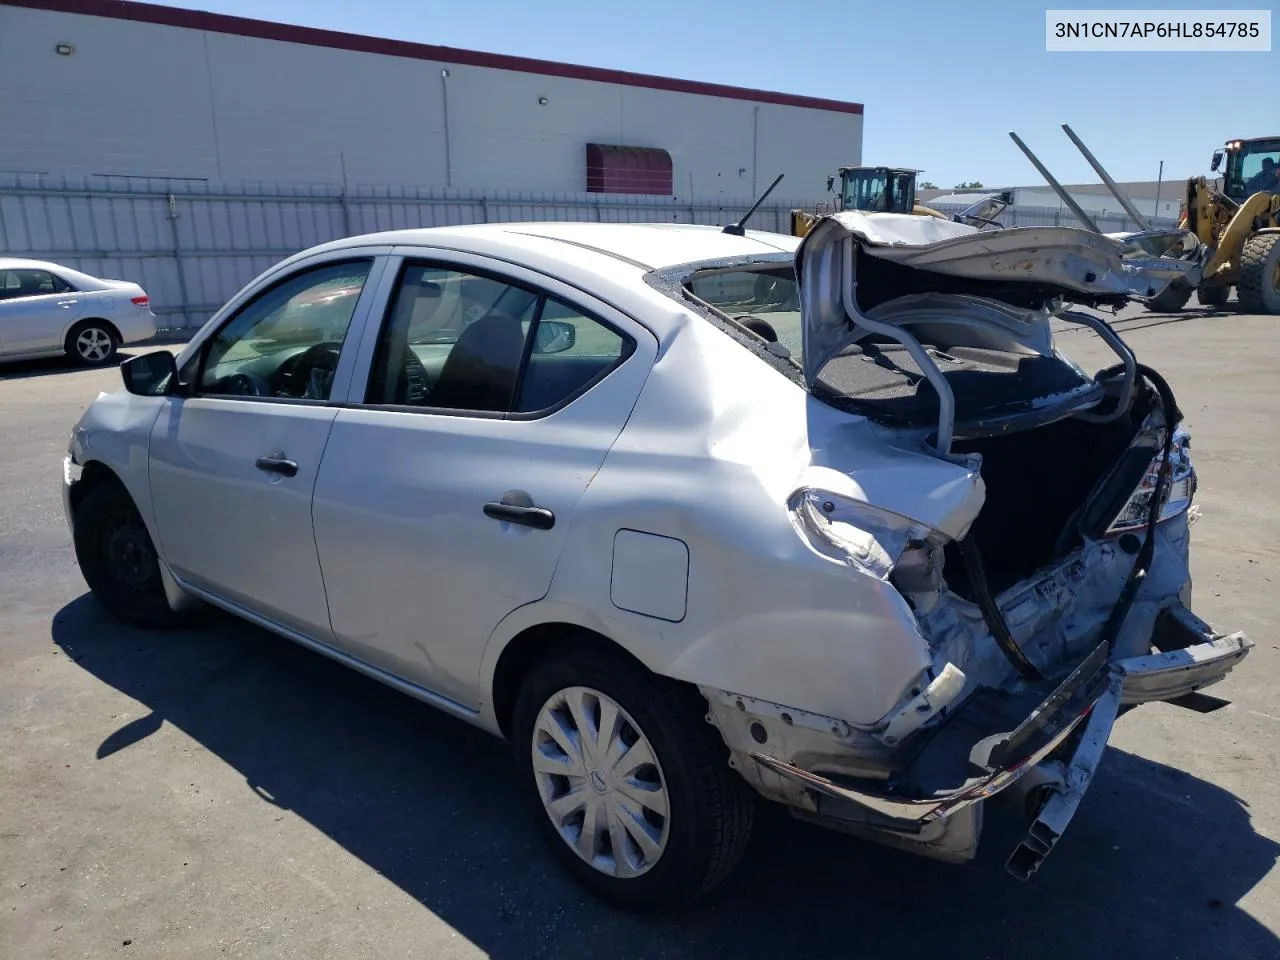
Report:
60,218,1252,908
0,258,157,365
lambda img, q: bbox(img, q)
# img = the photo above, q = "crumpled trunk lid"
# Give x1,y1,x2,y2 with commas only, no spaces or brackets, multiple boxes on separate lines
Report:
792,211,1182,454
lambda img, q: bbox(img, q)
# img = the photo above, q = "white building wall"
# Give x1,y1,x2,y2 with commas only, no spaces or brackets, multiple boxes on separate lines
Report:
0,5,862,198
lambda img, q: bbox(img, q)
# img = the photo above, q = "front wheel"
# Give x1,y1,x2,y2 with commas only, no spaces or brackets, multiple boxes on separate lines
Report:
512,642,755,908
1238,233,1280,314
72,481,186,629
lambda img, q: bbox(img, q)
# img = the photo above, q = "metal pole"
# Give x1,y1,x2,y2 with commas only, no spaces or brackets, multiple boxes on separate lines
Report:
339,150,352,237
1060,123,1150,229
1154,160,1164,222
440,69,453,189
1008,131,1101,233
752,106,759,197
165,193,193,330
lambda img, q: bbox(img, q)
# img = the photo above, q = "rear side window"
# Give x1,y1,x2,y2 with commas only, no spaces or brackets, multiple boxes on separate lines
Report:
366,261,634,415
0,268,72,300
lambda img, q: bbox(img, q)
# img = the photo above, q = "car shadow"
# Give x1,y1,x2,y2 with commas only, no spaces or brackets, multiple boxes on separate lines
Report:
52,595,1280,960
0,350,141,381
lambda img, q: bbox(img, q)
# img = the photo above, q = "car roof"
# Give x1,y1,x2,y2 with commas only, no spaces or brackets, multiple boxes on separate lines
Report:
311,221,800,272
0,257,70,272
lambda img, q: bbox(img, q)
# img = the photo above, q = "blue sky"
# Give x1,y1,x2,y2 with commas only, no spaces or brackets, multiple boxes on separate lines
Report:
163,0,1275,187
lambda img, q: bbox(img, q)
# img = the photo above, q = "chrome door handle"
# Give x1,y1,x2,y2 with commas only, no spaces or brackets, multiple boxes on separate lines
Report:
57,299,78,307
255,456,298,477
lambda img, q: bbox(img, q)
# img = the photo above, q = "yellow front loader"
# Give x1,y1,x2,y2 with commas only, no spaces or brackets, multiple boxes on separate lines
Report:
790,166,963,237
1183,136,1280,313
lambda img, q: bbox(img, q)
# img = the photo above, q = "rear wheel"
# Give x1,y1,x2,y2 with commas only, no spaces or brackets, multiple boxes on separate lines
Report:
1238,233,1280,314
66,319,119,366
72,481,184,629
1146,280,1192,312
1197,283,1231,309
512,641,755,908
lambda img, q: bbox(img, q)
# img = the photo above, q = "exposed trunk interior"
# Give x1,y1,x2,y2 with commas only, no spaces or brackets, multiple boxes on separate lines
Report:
815,340,1100,431
942,399,1153,600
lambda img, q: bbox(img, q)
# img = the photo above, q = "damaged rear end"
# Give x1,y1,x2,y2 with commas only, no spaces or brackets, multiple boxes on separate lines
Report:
717,212,1253,878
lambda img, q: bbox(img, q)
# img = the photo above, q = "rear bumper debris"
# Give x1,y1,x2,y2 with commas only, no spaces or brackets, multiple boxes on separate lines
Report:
733,603,1252,876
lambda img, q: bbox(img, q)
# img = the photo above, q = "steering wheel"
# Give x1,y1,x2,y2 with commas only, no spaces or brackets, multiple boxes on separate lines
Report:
281,342,343,399
218,371,272,397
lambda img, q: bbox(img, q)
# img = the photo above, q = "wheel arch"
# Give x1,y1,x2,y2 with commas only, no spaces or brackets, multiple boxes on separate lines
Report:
68,459,128,517
63,316,122,349
489,619,658,739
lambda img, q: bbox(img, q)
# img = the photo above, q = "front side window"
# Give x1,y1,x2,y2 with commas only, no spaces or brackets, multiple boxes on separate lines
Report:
367,262,633,414
198,259,372,401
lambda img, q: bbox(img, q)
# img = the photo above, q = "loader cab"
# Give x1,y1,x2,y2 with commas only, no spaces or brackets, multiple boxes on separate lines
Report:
832,166,920,213
1216,137,1280,202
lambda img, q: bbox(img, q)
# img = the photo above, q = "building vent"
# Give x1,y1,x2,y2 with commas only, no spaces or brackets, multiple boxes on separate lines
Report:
586,144,673,196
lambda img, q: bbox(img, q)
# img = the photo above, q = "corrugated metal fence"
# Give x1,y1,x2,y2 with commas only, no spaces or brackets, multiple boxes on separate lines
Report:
0,174,1181,333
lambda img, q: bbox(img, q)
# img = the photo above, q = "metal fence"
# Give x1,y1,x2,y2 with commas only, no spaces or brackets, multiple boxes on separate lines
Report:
928,200,1182,234
0,173,1183,333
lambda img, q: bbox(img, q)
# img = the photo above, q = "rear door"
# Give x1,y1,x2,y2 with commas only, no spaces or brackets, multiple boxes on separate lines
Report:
0,268,83,356
312,253,656,708
147,253,387,638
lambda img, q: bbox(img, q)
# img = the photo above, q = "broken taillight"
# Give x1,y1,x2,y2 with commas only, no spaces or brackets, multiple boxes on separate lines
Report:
789,487,949,581
1105,427,1196,535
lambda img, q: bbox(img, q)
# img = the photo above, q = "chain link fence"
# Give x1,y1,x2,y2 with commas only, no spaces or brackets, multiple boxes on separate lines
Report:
0,173,1183,333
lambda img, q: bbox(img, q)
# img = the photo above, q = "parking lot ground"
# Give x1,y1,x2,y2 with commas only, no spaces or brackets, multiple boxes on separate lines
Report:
2,305,1279,960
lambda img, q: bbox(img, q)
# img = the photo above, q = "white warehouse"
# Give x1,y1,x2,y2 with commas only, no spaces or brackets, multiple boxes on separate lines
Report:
1,0,864,199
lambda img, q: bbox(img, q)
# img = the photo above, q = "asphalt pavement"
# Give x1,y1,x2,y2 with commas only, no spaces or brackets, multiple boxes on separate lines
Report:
2,303,1278,959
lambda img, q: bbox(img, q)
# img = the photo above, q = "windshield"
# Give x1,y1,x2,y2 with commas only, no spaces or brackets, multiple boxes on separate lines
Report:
1225,139,1280,199
686,267,803,361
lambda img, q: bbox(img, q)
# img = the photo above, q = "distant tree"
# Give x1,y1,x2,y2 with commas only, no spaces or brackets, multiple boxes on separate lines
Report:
953,180,985,190
919,180,938,189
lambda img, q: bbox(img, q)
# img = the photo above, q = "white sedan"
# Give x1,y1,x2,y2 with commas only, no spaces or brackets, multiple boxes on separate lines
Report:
61,217,1252,907
0,258,157,365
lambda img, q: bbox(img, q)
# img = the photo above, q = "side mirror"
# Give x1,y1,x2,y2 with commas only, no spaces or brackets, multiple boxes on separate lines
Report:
826,176,836,193
120,350,178,395
532,320,576,355
1210,150,1223,172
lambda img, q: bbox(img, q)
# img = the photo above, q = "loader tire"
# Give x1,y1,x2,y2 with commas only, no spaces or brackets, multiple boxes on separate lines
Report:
1147,280,1192,313
1197,284,1230,309
1238,233,1280,315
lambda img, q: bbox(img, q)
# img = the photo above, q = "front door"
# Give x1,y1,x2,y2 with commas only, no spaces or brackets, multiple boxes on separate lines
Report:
146,255,383,638
0,267,82,356
311,257,655,708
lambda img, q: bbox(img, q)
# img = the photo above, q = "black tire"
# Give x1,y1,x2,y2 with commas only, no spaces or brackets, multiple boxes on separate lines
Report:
1238,233,1280,314
1197,283,1231,309
65,319,120,367
512,641,755,908
72,481,185,629
1146,281,1192,313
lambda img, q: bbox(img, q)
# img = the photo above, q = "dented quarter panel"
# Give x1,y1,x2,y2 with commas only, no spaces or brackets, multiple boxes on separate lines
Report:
481,304,968,730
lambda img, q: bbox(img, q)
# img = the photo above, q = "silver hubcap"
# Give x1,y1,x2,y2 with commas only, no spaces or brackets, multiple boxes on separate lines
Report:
76,328,113,362
532,686,670,879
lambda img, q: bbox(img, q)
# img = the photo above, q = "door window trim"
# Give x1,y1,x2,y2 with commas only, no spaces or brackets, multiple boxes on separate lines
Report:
355,255,637,421
177,254,388,407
